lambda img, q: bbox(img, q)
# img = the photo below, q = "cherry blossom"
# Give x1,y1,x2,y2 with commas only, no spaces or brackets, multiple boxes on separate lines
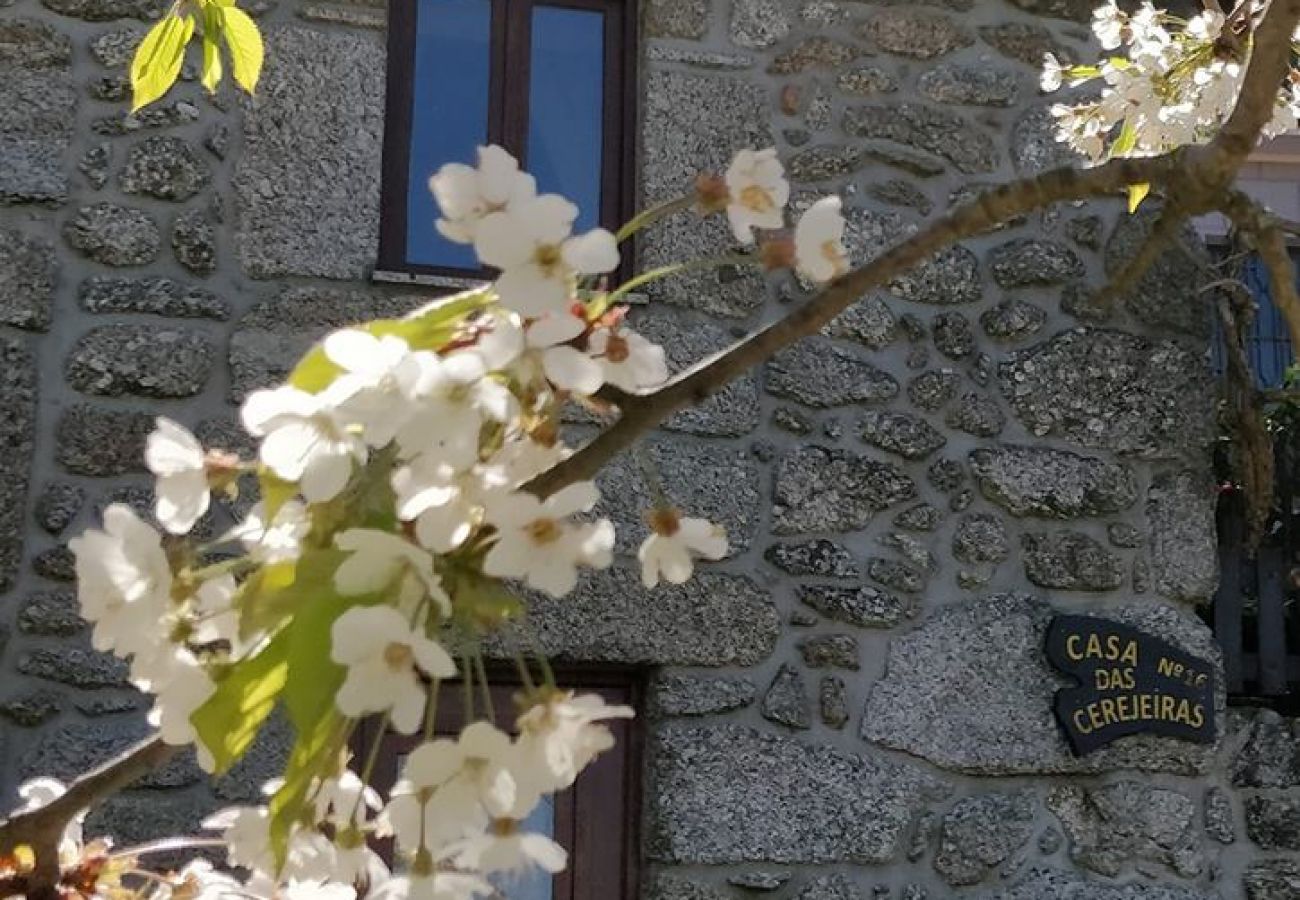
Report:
145,417,211,534
793,196,849,284
330,605,458,733
587,326,668,393
430,144,538,244
474,194,619,317
69,503,173,660
242,385,366,503
723,148,789,244
482,483,614,596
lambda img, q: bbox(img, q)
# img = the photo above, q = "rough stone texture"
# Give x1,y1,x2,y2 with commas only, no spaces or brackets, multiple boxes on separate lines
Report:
21,720,202,787
119,136,210,201
825,296,898,350
651,675,756,717
0,336,35,592
632,308,759,436
974,869,1217,900
519,568,777,666
863,593,1222,774
837,65,898,96
859,411,946,460
649,724,943,863
1245,860,1300,899
18,590,85,636
970,446,1138,518
946,393,1006,438
236,27,384,279
55,404,153,475
35,482,84,535
63,203,160,266
819,676,849,729
999,329,1214,458
988,239,1084,288
867,557,925,594
860,9,973,59
908,370,961,411
86,792,216,848
0,228,56,331
761,664,811,729
729,0,788,48
78,142,111,189
774,446,916,534
1047,782,1202,878
1204,787,1236,844
0,691,62,727
172,208,218,275
919,65,1020,106
953,513,1010,564
979,21,1072,66
767,37,858,74
934,792,1037,886
646,0,708,37
932,312,975,360
642,69,770,317
0,18,75,207
844,103,998,174
66,325,214,398
18,646,130,688
1233,712,1300,788
1244,794,1300,850
765,540,859,578
981,299,1046,342
795,875,862,900
767,338,898,408
867,178,932,215
1147,470,1219,603
1012,104,1081,173
229,287,423,399
798,634,858,670
895,502,943,531
1105,207,1211,337
643,873,730,900
79,277,229,319
1022,531,1125,591
797,585,915,628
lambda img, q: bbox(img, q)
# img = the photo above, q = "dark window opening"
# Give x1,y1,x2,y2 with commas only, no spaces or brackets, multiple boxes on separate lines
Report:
355,670,643,899
378,0,636,280
1206,248,1300,713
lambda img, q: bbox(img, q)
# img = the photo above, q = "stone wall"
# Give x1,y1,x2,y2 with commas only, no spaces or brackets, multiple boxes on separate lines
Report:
1,0,1299,896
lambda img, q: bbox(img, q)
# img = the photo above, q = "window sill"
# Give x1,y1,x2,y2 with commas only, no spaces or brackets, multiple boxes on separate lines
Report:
372,269,489,291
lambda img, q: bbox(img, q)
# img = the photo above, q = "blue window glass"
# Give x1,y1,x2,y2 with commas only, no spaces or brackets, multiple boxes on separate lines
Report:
406,0,492,270
526,5,606,233
1212,253,1297,388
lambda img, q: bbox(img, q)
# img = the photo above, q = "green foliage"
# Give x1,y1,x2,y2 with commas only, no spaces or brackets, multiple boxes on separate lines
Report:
192,628,291,775
286,289,493,394
130,13,195,112
129,0,264,112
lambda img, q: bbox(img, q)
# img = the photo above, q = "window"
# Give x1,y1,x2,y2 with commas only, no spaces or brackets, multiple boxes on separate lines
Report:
356,673,642,898
1207,248,1300,712
378,0,636,280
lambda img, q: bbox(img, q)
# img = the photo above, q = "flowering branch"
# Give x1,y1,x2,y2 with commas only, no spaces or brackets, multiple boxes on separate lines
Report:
525,0,1300,499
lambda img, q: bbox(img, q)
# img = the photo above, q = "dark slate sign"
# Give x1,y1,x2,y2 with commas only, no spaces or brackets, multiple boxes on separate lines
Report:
1045,615,1215,756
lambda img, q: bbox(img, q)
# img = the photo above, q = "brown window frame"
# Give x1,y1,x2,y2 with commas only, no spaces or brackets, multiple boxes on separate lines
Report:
377,0,638,281
354,668,643,899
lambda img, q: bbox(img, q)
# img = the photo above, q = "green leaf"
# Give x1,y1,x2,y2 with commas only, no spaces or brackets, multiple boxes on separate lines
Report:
191,628,291,775
267,565,384,865
1127,182,1151,214
1112,116,1138,157
268,706,344,865
129,13,195,112
220,6,264,95
200,6,224,94
286,288,490,394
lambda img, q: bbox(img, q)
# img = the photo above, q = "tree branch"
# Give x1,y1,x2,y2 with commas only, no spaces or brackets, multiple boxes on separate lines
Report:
524,0,1300,499
0,736,177,887
1221,188,1300,350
